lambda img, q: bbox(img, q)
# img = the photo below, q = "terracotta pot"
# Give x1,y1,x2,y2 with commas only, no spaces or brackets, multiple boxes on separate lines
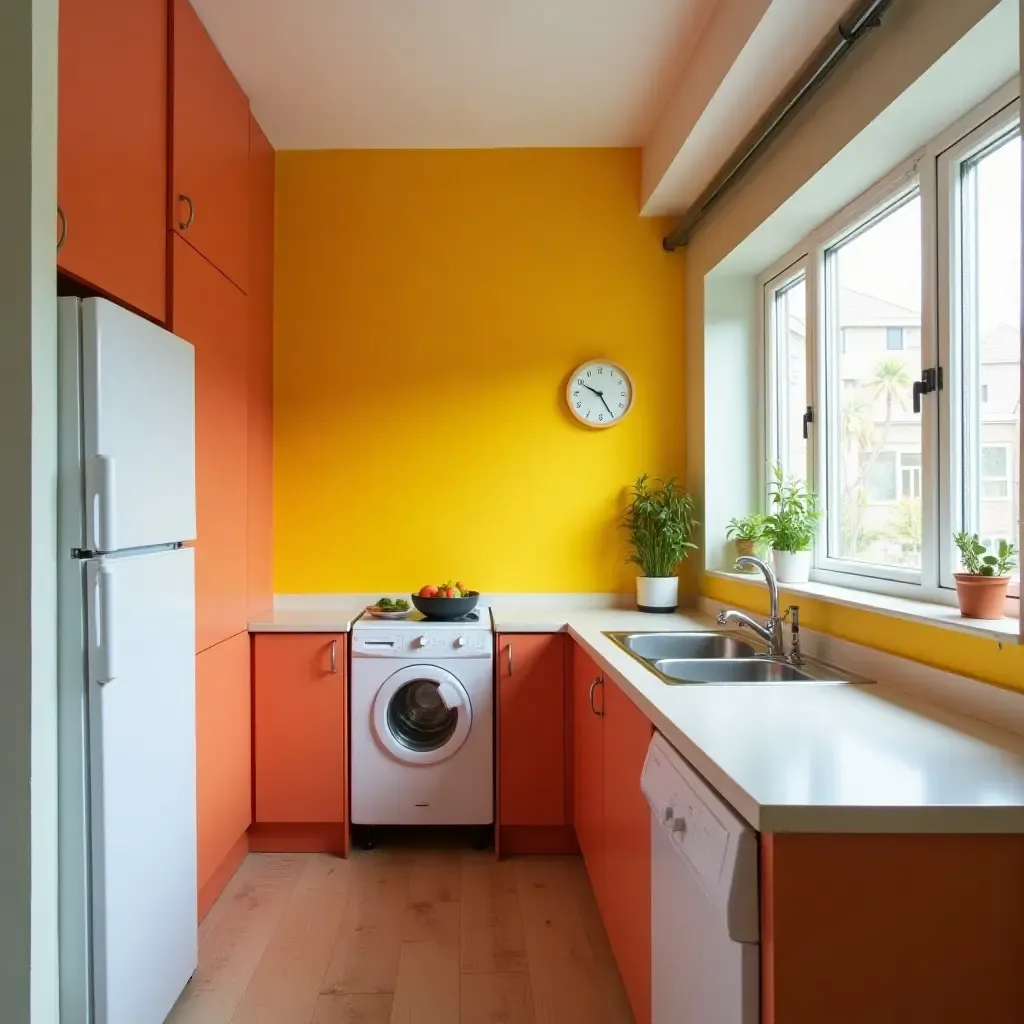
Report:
734,539,761,568
953,574,1010,620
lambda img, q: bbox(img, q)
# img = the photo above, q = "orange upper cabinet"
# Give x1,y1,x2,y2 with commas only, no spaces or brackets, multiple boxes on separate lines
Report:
602,680,653,1024
58,0,167,321
572,644,606,900
247,116,274,617
171,236,248,652
170,0,250,292
253,634,348,824
497,634,567,827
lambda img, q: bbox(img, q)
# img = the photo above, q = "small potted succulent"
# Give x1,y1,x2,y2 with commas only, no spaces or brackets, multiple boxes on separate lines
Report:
953,532,1017,619
726,513,770,569
763,464,821,584
622,474,698,612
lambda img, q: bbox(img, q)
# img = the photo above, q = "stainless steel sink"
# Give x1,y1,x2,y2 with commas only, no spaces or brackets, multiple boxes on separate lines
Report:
653,658,830,684
608,631,765,661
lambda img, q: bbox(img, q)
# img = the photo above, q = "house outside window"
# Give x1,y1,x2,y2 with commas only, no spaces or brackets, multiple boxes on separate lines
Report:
886,326,904,350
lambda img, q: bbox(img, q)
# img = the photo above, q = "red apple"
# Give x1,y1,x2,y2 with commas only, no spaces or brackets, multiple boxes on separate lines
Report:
419,585,439,598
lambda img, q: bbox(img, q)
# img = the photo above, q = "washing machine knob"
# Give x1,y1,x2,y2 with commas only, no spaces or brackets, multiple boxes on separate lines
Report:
416,635,430,648
455,635,467,648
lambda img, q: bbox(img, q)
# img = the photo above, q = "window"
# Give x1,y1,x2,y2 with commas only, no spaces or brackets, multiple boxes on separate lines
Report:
764,87,1021,604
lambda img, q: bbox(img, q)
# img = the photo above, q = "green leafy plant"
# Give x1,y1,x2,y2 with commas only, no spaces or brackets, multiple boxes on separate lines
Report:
726,513,769,543
764,464,822,553
622,475,698,578
953,532,1017,577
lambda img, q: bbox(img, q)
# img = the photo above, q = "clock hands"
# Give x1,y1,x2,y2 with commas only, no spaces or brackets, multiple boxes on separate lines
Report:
581,382,616,419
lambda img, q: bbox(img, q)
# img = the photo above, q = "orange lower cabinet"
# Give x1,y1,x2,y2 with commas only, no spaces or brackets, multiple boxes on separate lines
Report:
602,680,653,1024
251,633,348,853
497,634,572,852
572,644,606,900
196,633,251,918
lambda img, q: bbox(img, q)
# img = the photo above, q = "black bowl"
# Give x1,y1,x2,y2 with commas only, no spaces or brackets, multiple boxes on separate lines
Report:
410,591,480,620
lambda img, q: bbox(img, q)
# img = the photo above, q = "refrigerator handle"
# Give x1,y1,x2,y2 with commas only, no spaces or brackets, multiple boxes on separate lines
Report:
90,454,116,553
93,565,118,684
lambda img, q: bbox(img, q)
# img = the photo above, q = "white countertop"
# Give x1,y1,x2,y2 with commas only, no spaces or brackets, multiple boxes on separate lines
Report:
247,604,365,633
494,606,1024,834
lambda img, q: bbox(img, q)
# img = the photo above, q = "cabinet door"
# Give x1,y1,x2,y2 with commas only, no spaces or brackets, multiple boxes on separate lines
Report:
171,0,250,291
58,0,167,321
498,634,566,826
196,633,251,897
602,681,653,1024
572,644,605,896
253,634,347,823
171,236,248,653
247,115,274,616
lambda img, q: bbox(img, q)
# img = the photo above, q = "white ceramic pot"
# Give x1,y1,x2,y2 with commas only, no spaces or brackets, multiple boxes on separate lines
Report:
772,549,811,584
636,576,679,613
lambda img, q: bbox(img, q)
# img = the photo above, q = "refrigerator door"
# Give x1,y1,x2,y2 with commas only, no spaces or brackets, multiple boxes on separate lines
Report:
78,297,196,551
86,547,197,1024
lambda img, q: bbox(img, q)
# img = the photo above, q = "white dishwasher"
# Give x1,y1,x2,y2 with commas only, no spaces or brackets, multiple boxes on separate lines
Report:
641,732,760,1024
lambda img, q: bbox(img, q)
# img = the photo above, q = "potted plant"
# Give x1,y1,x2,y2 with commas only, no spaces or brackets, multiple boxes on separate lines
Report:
763,464,821,584
726,513,769,569
953,532,1017,619
622,474,698,612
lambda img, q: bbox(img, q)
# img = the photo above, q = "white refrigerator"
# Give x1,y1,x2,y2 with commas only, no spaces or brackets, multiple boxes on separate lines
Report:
58,297,199,1024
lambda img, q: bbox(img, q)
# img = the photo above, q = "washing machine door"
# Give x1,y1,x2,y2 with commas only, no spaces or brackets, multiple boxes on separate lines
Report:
372,664,473,765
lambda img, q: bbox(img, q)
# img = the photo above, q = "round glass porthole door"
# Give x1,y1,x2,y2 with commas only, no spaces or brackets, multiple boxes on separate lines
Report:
372,665,473,765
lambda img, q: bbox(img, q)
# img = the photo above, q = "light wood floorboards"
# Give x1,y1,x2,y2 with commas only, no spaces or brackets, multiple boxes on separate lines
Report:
168,850,634,1024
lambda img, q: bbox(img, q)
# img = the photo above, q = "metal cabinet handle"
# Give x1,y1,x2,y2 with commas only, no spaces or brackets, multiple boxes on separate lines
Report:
506,643,513,676
329,639,337,674
589,677,604,716
57,205,67,251
177,193,194,231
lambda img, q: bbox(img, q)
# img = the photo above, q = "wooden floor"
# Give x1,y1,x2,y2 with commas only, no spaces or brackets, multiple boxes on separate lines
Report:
168,848,636,1024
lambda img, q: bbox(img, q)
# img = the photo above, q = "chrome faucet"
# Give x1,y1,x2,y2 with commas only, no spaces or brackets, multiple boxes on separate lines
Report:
716,555,786,657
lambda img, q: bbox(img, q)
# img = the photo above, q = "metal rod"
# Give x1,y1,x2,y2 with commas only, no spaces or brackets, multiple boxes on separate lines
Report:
662,0,895,252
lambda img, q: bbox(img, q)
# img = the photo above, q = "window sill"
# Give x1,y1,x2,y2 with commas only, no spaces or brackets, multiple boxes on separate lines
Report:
704,570,1021,645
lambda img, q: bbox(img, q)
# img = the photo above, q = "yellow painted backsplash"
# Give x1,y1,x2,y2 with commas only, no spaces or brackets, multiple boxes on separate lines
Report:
273,148,685,593
705,576,1024,693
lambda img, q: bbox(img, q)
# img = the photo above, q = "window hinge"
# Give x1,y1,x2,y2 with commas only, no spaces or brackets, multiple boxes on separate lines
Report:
802,406,813,440
912,366,943,413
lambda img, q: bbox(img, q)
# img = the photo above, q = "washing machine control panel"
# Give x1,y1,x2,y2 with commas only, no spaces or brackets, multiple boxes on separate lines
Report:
351,629,492,658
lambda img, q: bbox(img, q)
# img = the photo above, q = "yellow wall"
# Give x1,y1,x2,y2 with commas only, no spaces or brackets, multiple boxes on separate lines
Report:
705,576,1024,692
274,149,684,593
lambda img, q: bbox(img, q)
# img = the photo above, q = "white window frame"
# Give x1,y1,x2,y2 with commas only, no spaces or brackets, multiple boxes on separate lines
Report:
760,80,1021,611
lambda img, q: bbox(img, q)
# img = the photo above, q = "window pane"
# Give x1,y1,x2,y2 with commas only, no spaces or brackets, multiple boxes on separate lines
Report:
772,276,807,482
961,129,1020,584
827,194,923,570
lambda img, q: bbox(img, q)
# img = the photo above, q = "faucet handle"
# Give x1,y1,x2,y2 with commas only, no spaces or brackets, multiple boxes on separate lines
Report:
716,610,728,625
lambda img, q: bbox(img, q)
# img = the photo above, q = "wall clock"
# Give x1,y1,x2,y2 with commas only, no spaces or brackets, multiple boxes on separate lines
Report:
566,360,634,428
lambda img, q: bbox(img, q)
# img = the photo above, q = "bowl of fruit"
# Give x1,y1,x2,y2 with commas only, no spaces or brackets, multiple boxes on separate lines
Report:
411,582,480,620
365,597,413,620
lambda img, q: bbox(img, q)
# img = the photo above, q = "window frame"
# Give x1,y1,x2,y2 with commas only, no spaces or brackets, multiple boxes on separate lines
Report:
759,80,1021,611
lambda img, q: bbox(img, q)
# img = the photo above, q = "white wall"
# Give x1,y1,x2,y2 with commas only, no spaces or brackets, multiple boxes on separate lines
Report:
0,0,60,1020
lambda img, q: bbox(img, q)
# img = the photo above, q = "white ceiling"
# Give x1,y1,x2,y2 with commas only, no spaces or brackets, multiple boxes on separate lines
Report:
192,0,718,149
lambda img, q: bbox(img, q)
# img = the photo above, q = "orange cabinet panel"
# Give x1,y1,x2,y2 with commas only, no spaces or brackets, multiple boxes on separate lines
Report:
247,115,274,616
253,634,347,823
58,0,167,320
171,236,248,653
497,634,567,827
572,644,605,900
196,633,251,897
171,0,250,292
602,680,653,1024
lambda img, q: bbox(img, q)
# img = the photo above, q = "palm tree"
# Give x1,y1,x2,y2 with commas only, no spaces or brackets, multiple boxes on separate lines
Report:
869,357,912,448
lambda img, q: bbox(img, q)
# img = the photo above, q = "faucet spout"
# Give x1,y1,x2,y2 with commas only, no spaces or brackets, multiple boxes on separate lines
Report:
720,555,786,657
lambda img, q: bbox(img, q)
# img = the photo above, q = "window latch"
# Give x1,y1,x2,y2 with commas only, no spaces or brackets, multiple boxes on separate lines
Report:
802,406,813,440
912,367,943,414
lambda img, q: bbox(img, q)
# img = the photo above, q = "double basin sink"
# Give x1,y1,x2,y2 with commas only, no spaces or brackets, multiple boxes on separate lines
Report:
604,631,864,686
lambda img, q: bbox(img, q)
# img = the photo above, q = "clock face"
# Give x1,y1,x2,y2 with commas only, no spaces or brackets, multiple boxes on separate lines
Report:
566,361,634,428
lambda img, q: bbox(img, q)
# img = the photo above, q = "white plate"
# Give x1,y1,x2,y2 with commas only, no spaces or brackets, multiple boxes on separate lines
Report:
365,606,414,620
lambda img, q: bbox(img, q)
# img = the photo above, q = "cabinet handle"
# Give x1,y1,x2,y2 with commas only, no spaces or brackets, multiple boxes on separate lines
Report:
57,205,67,251
177,193,194,231
589,677,604,716
506,643,513,676
329,639,337,674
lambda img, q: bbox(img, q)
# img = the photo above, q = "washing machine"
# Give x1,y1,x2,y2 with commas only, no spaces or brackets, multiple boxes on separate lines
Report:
350,607,493,826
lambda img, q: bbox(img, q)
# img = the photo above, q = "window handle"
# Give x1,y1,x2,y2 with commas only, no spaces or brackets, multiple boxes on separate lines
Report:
912,367,942,413
802,406,813,440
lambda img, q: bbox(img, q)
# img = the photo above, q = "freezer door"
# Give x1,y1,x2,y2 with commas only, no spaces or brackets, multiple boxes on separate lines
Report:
86,548,197,1024
80,298,196,550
